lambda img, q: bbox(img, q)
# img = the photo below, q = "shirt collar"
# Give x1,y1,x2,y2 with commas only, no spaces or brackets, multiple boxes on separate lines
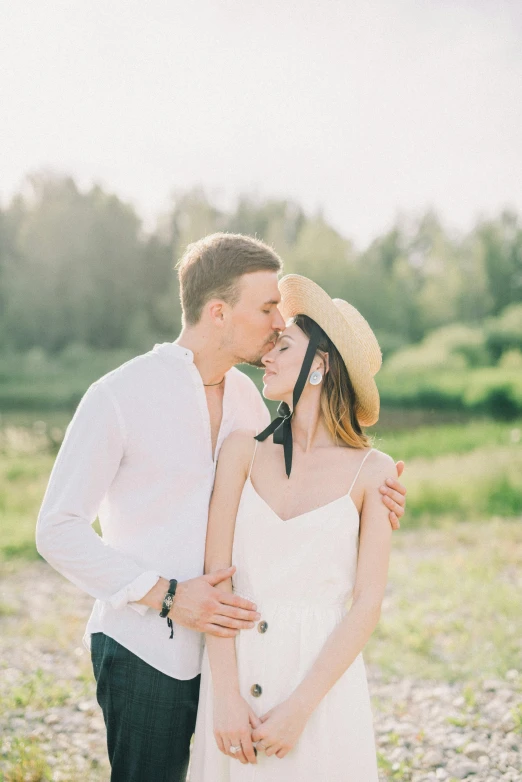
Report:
152,342,237,387
152,342,194,363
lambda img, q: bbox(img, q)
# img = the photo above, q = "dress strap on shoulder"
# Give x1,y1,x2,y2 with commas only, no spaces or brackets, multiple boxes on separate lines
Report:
248,438,259,479
348,448,374,495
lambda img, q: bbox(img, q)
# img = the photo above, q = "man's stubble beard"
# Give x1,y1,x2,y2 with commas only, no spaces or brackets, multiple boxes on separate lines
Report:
243,356,266,369
237,334,279,369
232,332,280,369
219,334,264,370
229,349,266,369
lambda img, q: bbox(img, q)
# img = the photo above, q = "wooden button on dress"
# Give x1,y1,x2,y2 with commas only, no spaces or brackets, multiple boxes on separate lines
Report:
250,683,263,697
257,620,268,633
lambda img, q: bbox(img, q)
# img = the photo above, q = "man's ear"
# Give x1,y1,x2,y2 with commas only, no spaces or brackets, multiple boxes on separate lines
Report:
207,300,225,323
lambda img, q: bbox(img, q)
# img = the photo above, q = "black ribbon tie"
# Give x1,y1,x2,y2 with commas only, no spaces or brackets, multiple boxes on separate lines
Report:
255,321,322,478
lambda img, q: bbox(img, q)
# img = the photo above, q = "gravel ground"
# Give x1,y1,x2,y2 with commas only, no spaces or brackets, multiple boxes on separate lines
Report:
1,561,520,781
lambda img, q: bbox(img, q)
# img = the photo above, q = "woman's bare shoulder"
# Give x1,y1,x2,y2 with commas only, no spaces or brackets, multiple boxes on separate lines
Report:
363,447,397,484
218,429,257,467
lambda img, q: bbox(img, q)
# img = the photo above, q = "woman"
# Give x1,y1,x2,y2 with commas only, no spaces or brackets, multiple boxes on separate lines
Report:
190,274,396,781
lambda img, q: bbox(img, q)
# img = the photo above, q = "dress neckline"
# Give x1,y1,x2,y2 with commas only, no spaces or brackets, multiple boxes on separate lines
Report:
246,476,359,523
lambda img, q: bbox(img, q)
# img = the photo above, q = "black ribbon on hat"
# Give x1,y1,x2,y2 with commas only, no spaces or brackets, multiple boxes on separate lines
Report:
254,321,323,478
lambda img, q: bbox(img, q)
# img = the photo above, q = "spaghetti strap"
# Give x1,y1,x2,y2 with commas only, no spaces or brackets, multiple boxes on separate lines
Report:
348,448,374,495
248,438,259,479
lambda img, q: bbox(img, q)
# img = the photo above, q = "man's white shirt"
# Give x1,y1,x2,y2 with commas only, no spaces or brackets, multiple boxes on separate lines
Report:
36,343,270,680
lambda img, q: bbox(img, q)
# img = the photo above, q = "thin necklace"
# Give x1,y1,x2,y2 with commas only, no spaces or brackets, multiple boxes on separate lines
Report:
203,377,225,387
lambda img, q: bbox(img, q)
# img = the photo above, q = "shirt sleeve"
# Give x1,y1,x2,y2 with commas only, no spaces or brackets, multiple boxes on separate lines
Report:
36,382,160,612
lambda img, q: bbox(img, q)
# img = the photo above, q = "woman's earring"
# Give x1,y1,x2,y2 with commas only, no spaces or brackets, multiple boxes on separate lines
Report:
309,371,323,386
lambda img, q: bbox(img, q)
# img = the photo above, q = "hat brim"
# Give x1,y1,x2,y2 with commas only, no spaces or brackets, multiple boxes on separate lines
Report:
278,275,381,426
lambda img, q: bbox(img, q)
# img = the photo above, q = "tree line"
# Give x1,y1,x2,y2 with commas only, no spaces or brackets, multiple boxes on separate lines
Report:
1,172,521,357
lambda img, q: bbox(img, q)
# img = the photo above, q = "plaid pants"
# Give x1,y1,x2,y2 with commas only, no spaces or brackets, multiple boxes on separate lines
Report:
91,632,200,782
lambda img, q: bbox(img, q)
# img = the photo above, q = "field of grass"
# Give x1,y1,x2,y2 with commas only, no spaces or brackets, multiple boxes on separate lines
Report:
365,519,522,681
1,414,521,562
374,417,522,461
1,411,521,781
0,559,109,781
1,522,520,781
2,412,521,679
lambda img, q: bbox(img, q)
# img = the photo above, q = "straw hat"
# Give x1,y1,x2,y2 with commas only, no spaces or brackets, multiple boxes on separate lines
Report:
278,274,382,426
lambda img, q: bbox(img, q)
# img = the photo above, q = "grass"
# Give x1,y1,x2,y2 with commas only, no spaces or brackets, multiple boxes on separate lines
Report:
512,702,522,734
0,453,56,561
1,414,521,561
0,669,71,712
365,518,522,682
374,417,522,461
4,407,519,779
0,738,51,782
399,445,522,526
0,565,107,781
1,411,521,774
376,751,415,780
0,518,520,779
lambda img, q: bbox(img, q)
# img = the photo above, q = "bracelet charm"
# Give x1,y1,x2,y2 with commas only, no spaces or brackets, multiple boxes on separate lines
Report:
159,579,178,639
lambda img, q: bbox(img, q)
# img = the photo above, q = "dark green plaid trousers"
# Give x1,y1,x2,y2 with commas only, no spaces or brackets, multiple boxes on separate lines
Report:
91,632,200,782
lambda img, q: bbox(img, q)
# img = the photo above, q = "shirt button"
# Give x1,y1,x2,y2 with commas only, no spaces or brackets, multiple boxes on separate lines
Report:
258,620,268,634
250,684,263,698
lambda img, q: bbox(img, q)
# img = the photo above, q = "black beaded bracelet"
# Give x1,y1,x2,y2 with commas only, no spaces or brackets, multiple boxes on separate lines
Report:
159,579,178,639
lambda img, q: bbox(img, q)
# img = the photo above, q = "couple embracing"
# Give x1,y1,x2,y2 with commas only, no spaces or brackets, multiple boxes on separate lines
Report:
37,233,407,781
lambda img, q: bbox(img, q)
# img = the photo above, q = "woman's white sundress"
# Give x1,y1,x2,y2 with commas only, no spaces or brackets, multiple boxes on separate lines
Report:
189,445,379,781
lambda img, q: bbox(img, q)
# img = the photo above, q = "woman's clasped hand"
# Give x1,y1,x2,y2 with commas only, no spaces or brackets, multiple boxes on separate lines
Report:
213,692,261,764
215,694,310,763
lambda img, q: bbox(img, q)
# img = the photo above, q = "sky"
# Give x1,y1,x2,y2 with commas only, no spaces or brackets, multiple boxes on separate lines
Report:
1,0,522,249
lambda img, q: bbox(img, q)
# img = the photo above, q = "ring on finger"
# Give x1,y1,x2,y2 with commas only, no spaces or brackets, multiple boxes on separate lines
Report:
229,744,241,754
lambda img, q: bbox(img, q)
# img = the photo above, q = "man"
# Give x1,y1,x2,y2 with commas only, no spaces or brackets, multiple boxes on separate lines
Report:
36,233,406,782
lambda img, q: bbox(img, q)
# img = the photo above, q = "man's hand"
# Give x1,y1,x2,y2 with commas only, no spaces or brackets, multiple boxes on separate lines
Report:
379,460,406,530
169,567,260,637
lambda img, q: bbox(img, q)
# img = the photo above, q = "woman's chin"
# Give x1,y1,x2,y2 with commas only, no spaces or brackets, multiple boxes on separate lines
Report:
262,383,286,402
262,382,276,401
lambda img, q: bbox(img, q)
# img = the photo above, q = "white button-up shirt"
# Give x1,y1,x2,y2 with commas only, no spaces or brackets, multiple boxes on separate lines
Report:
36,343,270,680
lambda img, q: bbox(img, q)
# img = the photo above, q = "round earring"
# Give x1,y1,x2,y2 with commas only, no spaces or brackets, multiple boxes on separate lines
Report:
309,371,323,386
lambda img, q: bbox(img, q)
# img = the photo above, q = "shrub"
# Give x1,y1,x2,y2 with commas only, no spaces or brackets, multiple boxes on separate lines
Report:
378,368,522,419
485,303,522,361
385,323,489,373
499,349,522,369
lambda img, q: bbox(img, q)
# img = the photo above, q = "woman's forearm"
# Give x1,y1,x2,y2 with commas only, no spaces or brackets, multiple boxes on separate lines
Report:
289,597,381,715
206,633,240,695
202,433,256,701
204,573,241,696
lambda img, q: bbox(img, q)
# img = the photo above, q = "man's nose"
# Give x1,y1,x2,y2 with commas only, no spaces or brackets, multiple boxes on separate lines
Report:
273,306,285,332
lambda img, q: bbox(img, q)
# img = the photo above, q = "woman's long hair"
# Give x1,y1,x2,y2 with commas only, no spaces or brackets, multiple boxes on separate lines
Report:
293,314,372,450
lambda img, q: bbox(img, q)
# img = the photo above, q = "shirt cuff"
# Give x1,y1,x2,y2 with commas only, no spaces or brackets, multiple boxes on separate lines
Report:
109,571,161,615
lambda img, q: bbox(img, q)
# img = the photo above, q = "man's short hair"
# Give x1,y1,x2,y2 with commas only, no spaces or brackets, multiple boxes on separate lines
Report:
176,233,283,325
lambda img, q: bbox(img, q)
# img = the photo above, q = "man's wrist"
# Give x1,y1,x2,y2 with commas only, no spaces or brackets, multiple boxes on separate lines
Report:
136,576,170,610
159,579,178,618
